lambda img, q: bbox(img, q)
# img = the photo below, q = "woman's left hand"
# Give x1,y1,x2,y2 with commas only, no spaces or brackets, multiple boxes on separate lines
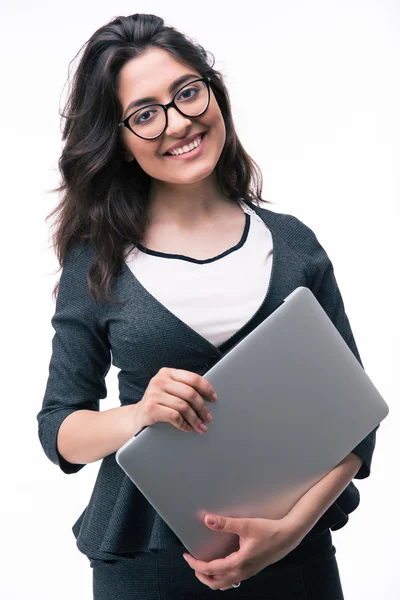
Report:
183,513,305,591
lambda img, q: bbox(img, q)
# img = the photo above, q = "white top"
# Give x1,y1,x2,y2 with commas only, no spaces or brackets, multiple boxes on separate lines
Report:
124,199,273,347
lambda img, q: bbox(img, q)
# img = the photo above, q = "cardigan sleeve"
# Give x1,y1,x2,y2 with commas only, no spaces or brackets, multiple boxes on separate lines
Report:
37,243,111,474
309,241,378,480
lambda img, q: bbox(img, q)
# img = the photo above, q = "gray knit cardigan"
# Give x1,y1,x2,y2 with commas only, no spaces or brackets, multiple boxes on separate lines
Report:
37,201,377,560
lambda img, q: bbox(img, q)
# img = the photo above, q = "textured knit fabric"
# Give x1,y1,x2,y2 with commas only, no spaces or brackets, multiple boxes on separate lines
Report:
89,529,344,599
124,199,273,347
37,200,378,561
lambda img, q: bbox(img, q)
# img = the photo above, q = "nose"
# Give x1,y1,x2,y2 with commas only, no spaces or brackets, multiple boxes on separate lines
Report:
164,105,193,136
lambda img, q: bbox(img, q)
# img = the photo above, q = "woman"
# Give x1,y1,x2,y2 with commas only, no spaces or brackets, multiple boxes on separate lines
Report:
37,13,377,599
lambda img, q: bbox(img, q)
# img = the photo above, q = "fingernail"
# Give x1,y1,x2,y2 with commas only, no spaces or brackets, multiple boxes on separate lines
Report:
212,392,218,401
204,411,212,423
200,423,208,432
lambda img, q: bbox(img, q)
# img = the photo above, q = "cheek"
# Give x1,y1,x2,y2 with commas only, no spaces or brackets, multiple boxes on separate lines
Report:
207,96,222,123
123,135,156,161
210,110,226,152
208,100,226,143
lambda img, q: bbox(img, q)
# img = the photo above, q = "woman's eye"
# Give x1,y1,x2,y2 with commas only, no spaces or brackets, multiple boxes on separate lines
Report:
136,111,152,124
178,87,198,101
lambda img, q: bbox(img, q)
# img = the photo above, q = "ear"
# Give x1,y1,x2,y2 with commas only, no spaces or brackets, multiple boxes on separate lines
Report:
117,141,135,163
123,148,135,163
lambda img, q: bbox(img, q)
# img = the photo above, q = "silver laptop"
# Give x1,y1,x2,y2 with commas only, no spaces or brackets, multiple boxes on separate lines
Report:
116,286,389,561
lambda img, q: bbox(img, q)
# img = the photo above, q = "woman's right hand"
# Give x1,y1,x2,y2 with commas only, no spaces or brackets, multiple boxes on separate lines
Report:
134,367,218,434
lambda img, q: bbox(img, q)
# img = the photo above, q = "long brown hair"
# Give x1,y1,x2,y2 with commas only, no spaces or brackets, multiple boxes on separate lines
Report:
47,13,271,303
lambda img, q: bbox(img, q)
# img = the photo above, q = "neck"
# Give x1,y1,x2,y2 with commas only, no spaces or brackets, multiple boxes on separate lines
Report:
147,175,231,226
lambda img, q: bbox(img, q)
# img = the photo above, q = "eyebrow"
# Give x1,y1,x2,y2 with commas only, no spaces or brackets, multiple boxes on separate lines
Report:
123,73,200,118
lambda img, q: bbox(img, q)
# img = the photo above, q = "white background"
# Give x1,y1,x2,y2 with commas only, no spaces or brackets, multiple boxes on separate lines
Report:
1,1,398,598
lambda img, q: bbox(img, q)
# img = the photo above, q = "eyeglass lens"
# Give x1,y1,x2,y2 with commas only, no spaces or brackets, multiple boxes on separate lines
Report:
128,80,209,139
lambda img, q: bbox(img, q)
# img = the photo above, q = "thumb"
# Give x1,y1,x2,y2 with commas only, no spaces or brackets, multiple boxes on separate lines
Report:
204,514,249,535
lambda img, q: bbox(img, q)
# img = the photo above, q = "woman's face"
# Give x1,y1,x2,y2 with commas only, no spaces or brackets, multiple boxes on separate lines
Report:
117,48,226,186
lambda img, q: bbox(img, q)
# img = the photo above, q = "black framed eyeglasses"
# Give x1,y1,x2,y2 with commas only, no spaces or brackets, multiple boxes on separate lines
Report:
118,77,211,140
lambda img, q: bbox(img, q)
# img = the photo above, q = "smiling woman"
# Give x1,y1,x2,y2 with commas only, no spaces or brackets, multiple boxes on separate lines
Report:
45,13,263,304
116,52,223,181
37,11,377,600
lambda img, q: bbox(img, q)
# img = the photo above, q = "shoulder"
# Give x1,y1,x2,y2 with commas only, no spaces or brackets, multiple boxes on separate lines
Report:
57,239,97,310
63,239,95,271
254,203,331,272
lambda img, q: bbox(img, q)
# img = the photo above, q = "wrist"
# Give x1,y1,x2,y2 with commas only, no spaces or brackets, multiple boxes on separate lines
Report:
280,512,310,542
116,403,142,443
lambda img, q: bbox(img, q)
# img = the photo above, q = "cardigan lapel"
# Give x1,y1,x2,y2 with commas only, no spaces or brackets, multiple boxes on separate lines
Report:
114,202,284,377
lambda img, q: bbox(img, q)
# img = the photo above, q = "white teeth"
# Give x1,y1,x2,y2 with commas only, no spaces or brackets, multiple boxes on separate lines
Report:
168,134,203,156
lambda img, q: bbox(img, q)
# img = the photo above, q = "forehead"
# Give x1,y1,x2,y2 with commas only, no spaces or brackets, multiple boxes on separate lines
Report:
118,48,201,103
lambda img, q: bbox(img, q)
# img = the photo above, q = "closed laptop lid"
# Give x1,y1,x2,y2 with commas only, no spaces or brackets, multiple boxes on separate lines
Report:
116,286,389,561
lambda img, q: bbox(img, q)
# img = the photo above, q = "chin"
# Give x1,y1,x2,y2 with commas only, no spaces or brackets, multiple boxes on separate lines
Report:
165,168,216,186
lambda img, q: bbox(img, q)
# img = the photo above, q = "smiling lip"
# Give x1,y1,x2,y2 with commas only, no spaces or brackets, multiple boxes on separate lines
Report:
164,133,206,160
164,132,206,155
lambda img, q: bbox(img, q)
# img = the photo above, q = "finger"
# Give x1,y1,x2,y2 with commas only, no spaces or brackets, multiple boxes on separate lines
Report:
194,570,227,591
159,393,207,433
204,514,252,537
163,381,213,427
170,369,217,403
155,404,194,433
183,550,240,576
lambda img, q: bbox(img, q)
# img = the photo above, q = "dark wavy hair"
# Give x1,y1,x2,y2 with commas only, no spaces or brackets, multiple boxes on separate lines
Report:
47,13,271,303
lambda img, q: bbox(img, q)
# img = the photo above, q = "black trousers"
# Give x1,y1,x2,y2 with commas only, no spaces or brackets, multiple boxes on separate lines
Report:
89,529,344,600
89,529,345,600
